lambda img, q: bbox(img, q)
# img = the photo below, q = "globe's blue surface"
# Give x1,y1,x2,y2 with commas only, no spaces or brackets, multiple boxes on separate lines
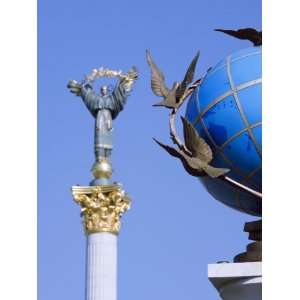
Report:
185,46,262,216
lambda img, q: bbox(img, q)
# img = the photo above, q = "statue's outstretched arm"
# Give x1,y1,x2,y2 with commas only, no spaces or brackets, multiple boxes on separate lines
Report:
67,78,95,98
110,68,138,119
80,79,94,97
112,67,138,101
80,80,101,116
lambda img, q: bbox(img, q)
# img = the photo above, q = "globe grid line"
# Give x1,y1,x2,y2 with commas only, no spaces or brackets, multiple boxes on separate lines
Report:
226,55,262,159
207,50,261,78
194,84,201,115
235,166,262,215
193,90,232,124
219,122,261,150
191,78,262,127
244,166,262,183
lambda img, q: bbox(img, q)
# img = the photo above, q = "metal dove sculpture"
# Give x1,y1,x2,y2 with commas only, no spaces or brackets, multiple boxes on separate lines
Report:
146,50,200,109
215,28,262,46
147,50,228,179
154,117,230,178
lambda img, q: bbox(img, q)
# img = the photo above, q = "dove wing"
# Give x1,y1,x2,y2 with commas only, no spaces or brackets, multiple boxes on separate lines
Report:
237,28,259,37
236,28,262,46
215,28,262,46
146,50,170,97
176,51,200,100
181,117,213,163
153,138,182,158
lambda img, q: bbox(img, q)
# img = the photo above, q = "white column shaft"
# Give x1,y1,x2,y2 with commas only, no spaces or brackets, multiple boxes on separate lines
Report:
86,233,117,300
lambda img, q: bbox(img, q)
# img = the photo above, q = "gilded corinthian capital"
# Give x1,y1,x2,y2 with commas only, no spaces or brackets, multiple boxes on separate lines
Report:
72,185,131,235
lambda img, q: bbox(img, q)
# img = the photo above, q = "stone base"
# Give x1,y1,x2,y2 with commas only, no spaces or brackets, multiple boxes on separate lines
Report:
234,241,262,262
208,262,262,300
234,219,262,263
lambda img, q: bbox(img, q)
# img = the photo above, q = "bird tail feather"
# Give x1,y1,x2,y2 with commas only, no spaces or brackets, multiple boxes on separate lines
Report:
203,165,230,178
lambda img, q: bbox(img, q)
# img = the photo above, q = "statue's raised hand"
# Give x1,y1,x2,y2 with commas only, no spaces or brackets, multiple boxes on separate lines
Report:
67,79,82,96
127,66,138,81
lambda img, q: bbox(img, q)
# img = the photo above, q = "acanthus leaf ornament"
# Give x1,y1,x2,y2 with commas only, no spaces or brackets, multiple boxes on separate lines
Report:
72,185,131,235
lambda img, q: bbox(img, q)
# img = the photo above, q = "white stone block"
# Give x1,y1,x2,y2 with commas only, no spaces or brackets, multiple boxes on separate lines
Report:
208,262,262,300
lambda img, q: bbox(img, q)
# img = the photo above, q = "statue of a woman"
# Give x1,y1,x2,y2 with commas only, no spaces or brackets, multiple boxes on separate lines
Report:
67,67,138,181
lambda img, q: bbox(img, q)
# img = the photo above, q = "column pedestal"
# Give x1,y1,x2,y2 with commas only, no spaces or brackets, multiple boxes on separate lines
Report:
208,262,262,300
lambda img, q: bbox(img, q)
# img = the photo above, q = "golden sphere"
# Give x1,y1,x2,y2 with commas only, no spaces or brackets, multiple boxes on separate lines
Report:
92,159,113,179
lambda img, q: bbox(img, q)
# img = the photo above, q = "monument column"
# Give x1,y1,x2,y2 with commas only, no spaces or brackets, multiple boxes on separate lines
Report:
86,233,117,300
68,66,137,300
72,182,130,300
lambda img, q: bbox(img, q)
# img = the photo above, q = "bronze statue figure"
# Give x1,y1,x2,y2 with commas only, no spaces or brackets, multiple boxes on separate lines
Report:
67,67,138,184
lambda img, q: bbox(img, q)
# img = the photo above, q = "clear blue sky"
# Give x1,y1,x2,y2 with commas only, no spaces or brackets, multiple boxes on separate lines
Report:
38,1,261,299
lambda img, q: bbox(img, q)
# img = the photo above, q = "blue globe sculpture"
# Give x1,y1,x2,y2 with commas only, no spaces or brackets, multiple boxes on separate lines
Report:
185,46,262,216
